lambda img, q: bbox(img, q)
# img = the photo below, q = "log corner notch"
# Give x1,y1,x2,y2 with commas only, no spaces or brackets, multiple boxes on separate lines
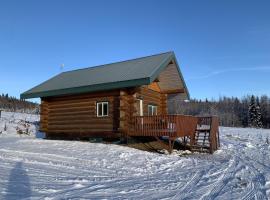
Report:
160,88,185,95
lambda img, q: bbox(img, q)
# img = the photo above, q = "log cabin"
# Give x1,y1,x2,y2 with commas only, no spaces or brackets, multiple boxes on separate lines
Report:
21,52,220,153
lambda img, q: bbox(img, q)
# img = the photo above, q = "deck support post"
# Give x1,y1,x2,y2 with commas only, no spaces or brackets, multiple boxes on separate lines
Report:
169,137,177,154
154,136,175,153
168,139,172,153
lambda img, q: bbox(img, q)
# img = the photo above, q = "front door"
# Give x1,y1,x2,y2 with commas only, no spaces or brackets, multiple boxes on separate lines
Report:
136,98,144,127
136,98,143,116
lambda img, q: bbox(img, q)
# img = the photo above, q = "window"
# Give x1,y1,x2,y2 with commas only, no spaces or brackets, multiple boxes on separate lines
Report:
148,104,157,116
96,102,109,117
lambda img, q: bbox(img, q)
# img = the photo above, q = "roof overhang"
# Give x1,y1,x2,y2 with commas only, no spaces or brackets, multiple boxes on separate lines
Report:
149,53,190,99
20,77,151,99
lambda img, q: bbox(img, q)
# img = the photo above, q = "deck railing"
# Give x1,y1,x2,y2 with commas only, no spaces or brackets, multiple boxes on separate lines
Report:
130,115,198,137
129,114,220,153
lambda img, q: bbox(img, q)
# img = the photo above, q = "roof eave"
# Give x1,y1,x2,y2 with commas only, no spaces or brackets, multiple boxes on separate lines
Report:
171,54,190,100
20,77,151,99
149,52,190,100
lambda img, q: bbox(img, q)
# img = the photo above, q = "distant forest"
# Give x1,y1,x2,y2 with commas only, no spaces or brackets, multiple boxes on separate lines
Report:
1,92,270,129
170,95,270,129
0,93,39,113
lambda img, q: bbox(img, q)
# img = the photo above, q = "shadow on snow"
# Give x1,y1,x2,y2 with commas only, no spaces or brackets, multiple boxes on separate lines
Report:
5,162,31,200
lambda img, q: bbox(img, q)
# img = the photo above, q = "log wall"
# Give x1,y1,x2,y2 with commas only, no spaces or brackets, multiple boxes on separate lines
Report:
40,90,120,138
39,85,169,139
136,86,167,115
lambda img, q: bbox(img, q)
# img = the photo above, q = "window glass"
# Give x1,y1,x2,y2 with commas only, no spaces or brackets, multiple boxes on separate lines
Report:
152,106,157,115
97,103,103,116
148,105,157,116
148,105,152,116
103,102,108,116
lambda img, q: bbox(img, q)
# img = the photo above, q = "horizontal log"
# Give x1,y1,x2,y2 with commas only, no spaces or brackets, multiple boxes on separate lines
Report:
47,90,119,102
49,101,94,109
138,91,161,100
140,85,160,92
143,94,160,99
48,110,93,117
48,124,113,129
48,115,113,121
48,102,115,113
160,88,185,94
46,131,119,139
47,128,114,133
48,119,113,125
48,97,116,107
48,106,96,113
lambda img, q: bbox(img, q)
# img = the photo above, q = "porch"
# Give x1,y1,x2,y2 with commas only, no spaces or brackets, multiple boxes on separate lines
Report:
128,115,220,153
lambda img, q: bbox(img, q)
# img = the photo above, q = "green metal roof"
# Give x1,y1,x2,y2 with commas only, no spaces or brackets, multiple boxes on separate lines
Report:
21,51,189,99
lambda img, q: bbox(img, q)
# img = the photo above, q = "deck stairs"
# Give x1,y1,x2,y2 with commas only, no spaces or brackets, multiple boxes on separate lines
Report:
127,115,220,154
190,116,220,153
190,127,211,153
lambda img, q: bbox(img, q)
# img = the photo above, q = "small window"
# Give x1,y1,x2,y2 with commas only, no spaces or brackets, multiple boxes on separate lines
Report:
148,104,157,116
97,102,109,117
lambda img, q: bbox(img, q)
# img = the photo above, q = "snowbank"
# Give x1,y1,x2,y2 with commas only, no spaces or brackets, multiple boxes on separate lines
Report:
0,112,269,199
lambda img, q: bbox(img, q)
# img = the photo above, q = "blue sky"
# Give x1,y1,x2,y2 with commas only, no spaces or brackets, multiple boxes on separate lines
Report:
0,0,269,102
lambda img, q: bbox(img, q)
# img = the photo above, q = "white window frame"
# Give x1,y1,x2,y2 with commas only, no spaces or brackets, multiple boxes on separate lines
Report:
148,104,157,116
96,102,109,117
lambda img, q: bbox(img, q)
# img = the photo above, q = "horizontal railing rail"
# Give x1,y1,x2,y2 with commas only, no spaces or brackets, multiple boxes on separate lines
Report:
130,114,198,137
129,114,220,153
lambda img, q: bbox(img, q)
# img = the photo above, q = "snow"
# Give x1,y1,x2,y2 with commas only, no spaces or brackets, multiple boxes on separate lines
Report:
0,111,269,199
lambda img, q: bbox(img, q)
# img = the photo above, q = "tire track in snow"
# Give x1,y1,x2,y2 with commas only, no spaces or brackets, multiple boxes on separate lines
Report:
170,170,205,200
200,157,237,200
238,154,268,200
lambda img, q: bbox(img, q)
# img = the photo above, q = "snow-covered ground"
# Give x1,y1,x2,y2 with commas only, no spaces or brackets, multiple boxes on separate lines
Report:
0,111,269,199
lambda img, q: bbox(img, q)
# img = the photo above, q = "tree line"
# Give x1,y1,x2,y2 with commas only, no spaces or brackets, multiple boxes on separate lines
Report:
1,92,270,128
169,95,270,129
0,93,39,114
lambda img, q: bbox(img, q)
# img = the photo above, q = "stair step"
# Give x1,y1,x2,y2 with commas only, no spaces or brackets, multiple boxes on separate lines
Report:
195,133,210,136
195,142,210,144
192,149,210,153
195,139,210,142
192,128,213,153
195,141,210,144
195,138,209,140
191,145,210,149
195,136,210,139
195,138,209,141
194,144,210,147
196,129,210,132
195,133,210,135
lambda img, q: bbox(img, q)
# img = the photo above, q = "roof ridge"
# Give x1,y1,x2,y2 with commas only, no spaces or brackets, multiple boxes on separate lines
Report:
62,51,174,73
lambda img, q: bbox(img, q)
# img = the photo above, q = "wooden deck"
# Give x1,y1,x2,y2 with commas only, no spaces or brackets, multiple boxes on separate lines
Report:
128,114,220,153
130,115,198,137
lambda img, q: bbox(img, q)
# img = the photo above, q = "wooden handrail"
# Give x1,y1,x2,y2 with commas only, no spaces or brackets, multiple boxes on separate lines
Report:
129,114,220,153
209,116,220,153
196,116,220,153
130,114,198,137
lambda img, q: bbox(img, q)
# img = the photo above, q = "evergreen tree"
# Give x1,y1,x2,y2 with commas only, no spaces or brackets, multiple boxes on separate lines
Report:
170,94,270,128
260,95,270,128
256,97,263,128
248,95,257,127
